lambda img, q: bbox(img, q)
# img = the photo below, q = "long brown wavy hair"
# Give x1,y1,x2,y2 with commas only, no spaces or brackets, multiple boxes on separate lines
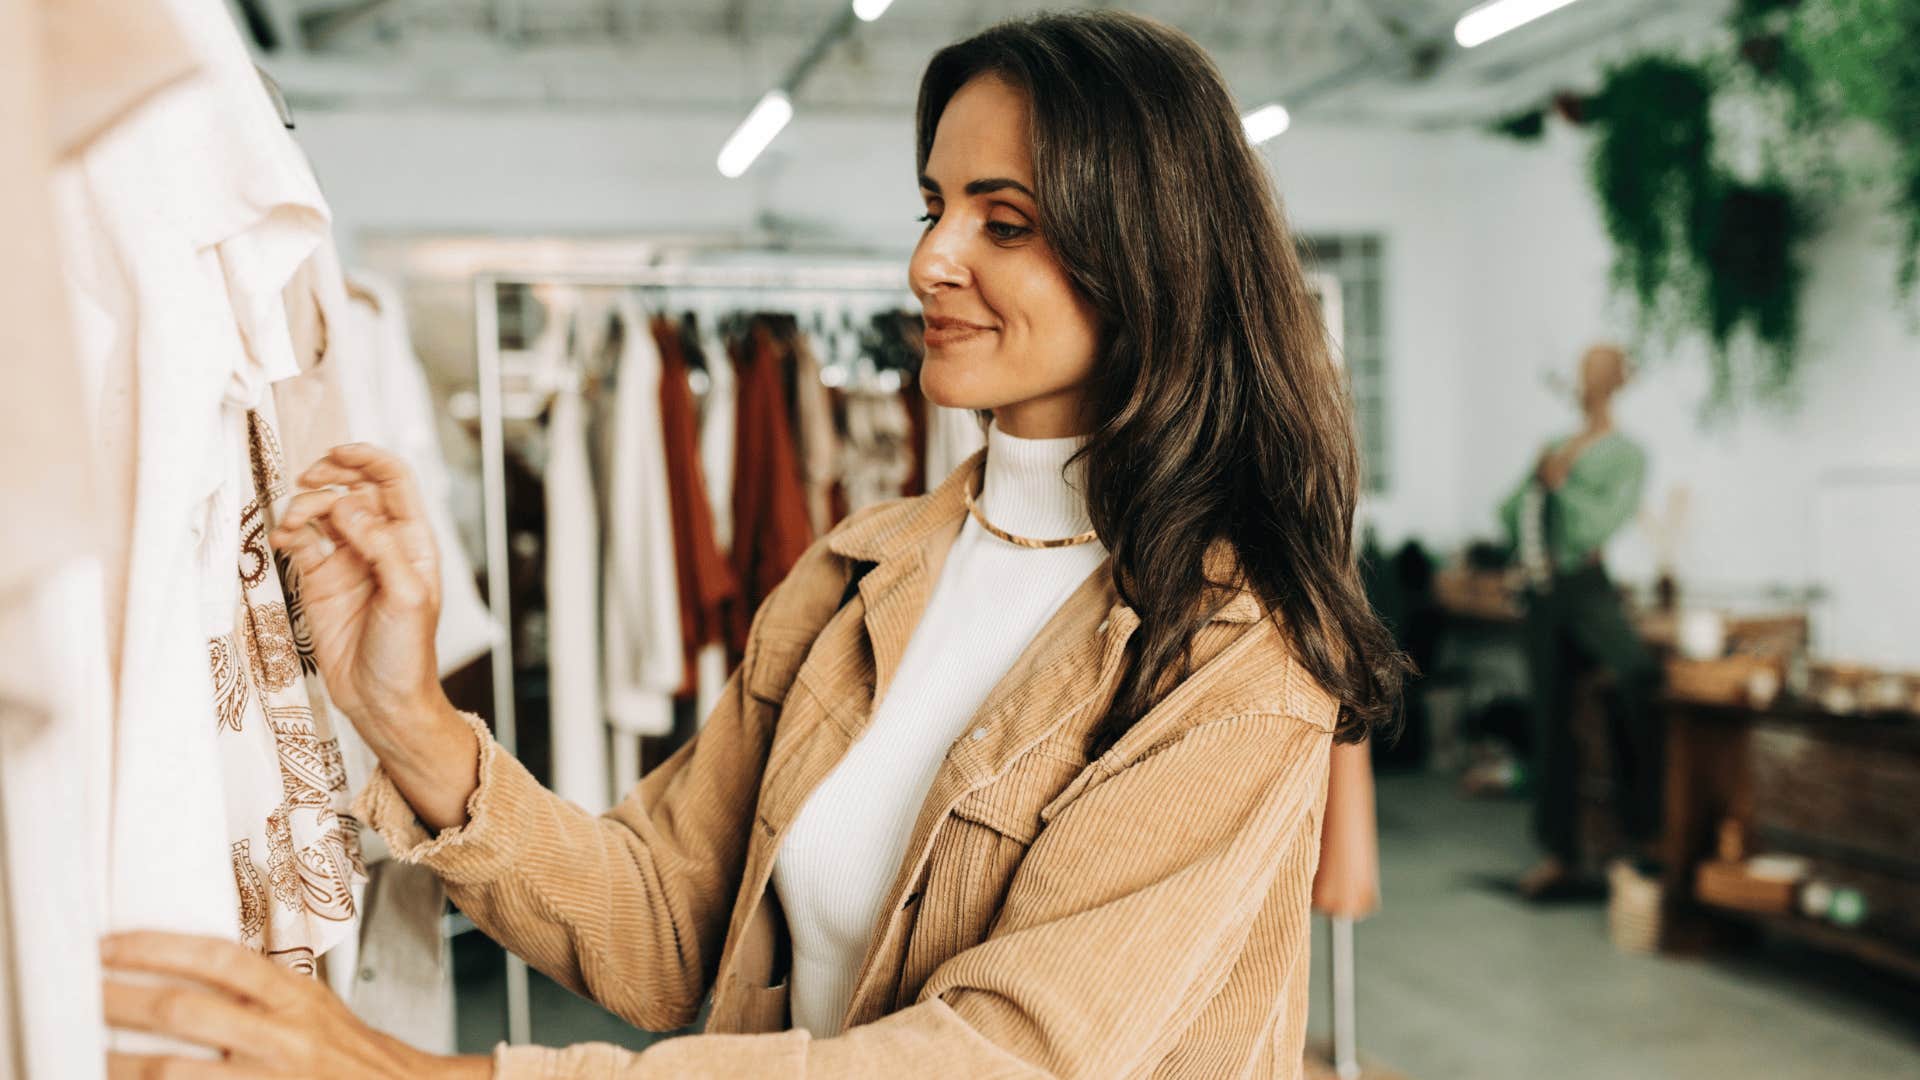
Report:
917,12,1409,752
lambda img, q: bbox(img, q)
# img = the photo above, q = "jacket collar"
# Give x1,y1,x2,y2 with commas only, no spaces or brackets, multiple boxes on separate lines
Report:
828,448,1265,626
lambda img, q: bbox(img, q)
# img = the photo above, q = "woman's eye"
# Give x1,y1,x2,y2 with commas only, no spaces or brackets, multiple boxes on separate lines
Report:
987,221,1031,241
917,212,940,228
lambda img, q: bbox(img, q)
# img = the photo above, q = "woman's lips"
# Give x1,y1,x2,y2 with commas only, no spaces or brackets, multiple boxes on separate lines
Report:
923,316,995,348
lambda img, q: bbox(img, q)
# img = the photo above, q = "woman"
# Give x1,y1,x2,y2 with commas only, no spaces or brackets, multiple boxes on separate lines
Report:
101,12,1406,1078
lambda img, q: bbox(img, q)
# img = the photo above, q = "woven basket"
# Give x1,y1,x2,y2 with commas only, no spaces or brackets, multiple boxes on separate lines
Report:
1607,859,1665,954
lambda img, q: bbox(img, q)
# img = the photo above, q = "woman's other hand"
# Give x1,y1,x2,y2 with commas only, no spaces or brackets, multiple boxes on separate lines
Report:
269,444,480,832
102,931,491,1079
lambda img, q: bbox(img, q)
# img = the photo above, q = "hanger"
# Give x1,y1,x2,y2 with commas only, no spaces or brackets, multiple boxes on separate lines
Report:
255,64,295,130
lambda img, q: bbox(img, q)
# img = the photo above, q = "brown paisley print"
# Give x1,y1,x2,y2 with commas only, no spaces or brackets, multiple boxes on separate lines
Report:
232,840,267,945
212,405,364,975
209,634,249,733
240,601,302,694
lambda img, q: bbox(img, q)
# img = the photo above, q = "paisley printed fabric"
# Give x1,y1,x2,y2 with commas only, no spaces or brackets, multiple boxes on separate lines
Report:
208,403,364,973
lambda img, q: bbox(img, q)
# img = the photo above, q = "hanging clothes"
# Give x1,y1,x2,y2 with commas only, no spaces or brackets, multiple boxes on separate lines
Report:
0,562,115,1080
0,3,162,1072
545,368,608,811
726,320,816,661
789,328,843,534
654,316,739,700
345,272,499,675
693,323,738,724
598,296,684,743
836,384,915,517
51,0,338,1002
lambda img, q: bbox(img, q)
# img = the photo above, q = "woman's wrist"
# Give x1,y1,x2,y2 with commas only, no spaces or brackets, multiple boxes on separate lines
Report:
373,693,485,835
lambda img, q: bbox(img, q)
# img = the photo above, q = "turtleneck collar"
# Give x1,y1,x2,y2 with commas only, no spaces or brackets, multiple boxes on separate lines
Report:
977,421,1096,541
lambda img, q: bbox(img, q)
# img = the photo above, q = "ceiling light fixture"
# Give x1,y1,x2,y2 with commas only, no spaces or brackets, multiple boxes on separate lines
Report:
1454,0,1585,48
717,90,793,179
1242,103,1291,145
852,0,895,21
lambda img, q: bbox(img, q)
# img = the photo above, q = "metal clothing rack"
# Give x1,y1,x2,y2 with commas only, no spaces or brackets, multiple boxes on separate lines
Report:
468,263,914,1047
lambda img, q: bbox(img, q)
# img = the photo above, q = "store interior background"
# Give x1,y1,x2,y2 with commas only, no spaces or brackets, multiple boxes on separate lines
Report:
250,0,1917,1076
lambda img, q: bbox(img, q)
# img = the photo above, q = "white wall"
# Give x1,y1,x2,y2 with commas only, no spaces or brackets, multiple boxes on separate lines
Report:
1455,124,1920,597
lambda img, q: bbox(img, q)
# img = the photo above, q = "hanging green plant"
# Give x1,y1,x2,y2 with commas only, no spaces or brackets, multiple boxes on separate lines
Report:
1586,56,1718,321
1789,0,1920,289
1693,178,1809,399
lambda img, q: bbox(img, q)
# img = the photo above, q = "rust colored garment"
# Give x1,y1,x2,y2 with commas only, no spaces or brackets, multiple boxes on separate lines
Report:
356,456,1337,1078
652,317,737,697
725,322,814,661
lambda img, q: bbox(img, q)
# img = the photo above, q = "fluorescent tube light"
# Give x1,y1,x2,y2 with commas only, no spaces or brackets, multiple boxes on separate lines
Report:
852,0,895,21
1454,0,1585,48
1241,103,1291,145
717,90,793,179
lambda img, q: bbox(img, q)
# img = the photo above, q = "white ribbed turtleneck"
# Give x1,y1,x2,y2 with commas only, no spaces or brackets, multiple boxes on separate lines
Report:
770,422,1110,1037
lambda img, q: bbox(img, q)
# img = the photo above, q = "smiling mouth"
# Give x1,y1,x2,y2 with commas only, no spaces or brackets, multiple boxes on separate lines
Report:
923,316,995,348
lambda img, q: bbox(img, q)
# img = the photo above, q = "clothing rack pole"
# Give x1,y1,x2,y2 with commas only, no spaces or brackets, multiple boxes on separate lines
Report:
472,275,533,1047
467,263,912,1047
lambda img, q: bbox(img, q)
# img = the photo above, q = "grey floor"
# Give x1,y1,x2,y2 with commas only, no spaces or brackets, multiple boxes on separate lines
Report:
453,773,1920,1077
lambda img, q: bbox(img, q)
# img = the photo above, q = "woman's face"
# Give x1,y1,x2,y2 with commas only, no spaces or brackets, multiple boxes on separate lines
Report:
910,74,1103,438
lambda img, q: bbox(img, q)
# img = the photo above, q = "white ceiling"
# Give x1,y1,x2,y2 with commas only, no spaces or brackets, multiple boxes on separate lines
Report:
244,0,1734,127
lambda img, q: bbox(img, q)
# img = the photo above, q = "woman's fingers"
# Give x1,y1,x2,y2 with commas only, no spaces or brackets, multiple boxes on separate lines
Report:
299,451,441,572
102,980,302,1066
323,495,429,610
101,932,309,1012
275,486,349,533
108,1054,275,1080
306,444,430,526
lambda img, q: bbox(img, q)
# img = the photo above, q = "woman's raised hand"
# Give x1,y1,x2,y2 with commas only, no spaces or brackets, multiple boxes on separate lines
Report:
270,444,444,733
269,445,480,831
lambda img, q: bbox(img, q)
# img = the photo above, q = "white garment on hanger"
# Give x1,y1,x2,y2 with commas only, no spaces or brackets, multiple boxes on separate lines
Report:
692,325,737,728
600,295,683,750
345,272,499,675
546,374,608,811
51,2,333,1034
698,326,736,552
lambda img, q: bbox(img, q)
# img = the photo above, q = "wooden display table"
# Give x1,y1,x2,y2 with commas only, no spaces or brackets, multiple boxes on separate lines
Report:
1658,695,1920,980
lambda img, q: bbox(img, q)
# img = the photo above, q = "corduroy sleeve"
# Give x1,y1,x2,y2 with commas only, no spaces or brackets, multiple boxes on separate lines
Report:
352,540,835,1033
489,712,1333,1078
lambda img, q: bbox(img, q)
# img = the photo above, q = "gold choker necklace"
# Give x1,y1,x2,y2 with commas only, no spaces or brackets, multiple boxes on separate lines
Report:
964,475,1100,549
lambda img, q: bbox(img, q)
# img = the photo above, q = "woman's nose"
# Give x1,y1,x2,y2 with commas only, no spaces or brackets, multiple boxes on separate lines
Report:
909,224,971,297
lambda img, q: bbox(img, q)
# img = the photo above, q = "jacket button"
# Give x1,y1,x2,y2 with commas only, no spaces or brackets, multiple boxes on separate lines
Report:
970,727,986,742
1097,618,1111,633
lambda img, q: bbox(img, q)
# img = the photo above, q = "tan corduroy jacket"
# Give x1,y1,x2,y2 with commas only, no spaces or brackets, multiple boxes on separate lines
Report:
356,452,1337,1078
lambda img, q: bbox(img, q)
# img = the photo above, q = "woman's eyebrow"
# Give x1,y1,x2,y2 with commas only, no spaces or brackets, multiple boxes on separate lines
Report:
917,174,1036,200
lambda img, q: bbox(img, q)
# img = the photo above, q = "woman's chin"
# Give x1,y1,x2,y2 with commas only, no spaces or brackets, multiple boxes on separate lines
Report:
917,355,999,412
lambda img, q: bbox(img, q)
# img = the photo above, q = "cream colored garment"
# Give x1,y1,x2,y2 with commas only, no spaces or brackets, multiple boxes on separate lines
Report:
693,327,736,727
0,563,115,1080
51,0,337,1018
348,273,499,673
697,326,736,551
600,296,683,749
790,333,841,535
546,373,609,811
837,388,913,513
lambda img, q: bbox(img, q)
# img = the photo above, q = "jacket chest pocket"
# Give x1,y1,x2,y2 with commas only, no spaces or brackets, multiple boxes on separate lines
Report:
895,743,1090,1006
